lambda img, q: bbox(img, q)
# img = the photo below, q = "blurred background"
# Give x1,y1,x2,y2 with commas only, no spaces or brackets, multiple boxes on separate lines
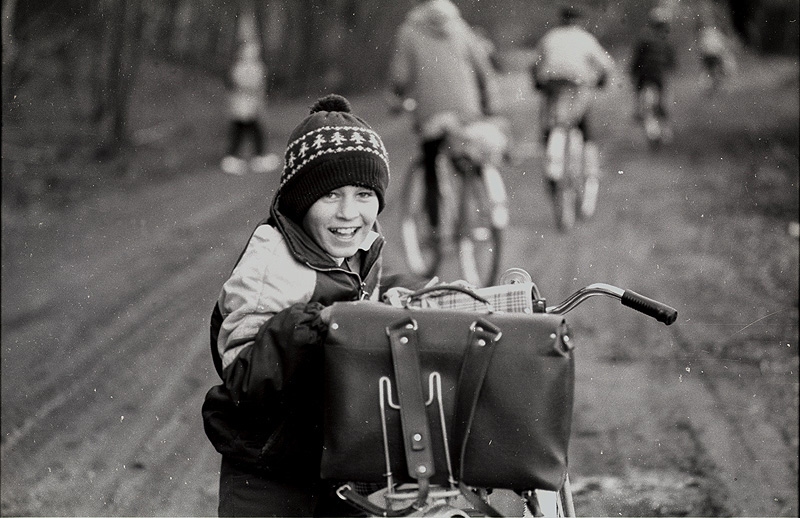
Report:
1,0,798,516
1,0,797,197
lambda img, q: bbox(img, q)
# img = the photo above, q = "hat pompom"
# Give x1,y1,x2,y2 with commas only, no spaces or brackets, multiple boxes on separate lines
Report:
310,94,352,114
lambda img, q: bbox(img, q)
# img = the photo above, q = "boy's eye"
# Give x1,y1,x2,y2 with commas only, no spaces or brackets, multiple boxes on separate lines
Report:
357,189,376,198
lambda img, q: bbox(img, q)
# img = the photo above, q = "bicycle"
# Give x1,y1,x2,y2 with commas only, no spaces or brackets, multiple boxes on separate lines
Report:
398,106,510,287
636,80,671,150
330,267,677,518
540,80,601,232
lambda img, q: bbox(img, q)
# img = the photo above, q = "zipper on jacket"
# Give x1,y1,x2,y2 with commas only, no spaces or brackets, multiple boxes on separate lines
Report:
307,263,372,300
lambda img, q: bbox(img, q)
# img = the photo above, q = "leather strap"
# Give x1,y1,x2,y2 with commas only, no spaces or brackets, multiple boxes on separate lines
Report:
452,318,502,480
386,318,434,505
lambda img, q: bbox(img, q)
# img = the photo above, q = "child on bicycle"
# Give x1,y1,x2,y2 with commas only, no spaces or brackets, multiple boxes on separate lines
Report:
630,7,677,137
531,5,615,196
389,0,497,235
695,17,737,91
203,94,395,517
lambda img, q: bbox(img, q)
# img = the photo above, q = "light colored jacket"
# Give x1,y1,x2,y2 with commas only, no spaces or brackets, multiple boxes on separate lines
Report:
202,201,384,480
217,213,381,371
533,25,615,86
390,0,496,135
229,43,266,121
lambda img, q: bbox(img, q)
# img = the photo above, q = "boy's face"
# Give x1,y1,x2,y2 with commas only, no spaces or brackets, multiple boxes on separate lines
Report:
302,185,380,259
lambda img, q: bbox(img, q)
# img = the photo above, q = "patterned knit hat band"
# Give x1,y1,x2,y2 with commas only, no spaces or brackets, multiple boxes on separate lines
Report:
280,125,389,188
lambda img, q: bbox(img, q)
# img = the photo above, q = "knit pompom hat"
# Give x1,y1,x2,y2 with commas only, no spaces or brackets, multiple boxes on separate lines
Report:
277,94,390,221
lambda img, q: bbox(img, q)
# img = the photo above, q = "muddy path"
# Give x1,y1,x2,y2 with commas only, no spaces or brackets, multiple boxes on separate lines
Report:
2,53,797,516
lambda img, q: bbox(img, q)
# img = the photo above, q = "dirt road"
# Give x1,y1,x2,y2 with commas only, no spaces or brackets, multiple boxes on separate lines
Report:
2,53,797,516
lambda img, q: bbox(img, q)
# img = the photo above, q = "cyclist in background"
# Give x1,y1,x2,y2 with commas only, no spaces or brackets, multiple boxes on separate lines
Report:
696,15,737,91
630,7,676,139
531,5,615,197
389,0,497,236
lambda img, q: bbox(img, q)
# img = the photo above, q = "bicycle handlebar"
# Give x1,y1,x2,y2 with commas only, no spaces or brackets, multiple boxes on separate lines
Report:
621,289,678,325
545,283,677,325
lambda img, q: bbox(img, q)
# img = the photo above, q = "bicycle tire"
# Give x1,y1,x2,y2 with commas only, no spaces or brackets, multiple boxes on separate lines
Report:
546,128,577,232
400,158,442,278
456,166,504,287
579,140,600,220
567,128,584,224
641,83,663,149
555,182,577,232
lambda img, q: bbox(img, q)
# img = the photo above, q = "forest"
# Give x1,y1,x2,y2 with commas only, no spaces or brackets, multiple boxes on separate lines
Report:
1,0,797,210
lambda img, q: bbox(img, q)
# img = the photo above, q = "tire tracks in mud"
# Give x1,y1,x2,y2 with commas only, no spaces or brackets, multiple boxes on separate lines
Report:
2,171,264,515
663,321,797,516
2,200,235,452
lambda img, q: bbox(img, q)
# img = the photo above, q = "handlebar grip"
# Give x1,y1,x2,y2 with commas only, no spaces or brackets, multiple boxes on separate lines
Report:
621,290,678,325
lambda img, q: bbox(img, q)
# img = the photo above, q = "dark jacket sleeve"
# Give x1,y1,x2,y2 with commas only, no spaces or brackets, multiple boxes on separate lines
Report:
222,302,327,406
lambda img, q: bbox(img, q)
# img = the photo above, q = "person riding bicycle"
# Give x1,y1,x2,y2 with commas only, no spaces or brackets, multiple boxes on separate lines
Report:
695,15,737,90
202,94,399,517
389,0,497,236
531,5,615,197
630,7,677,139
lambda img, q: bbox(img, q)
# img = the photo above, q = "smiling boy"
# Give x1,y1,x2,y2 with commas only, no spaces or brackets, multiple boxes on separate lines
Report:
203,94,391,516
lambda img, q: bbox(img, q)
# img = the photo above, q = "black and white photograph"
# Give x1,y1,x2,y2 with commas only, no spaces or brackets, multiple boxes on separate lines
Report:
2,0,798,516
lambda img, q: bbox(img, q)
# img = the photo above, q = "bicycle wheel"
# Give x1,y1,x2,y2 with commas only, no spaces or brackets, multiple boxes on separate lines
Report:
546,128,576,232
456,163,504,287
579,141,600,219
641,84,663,149
400,158,442,277
554,181,577,232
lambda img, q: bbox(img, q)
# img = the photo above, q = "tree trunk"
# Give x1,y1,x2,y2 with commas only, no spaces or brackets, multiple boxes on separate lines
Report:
94,0,144,157
1,0,19,110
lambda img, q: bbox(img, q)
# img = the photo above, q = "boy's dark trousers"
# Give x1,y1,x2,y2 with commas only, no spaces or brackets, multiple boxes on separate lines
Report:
217,457,364,517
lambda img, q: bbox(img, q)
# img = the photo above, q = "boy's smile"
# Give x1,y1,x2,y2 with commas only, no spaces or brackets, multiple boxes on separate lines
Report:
303,185,379,260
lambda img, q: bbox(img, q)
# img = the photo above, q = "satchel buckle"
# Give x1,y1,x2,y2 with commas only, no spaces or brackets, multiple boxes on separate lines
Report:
553,321,574,357
470,319,503,342
386,317,418,336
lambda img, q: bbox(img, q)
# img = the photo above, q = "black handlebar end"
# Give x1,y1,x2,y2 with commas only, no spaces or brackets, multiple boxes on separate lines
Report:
621,290,678,325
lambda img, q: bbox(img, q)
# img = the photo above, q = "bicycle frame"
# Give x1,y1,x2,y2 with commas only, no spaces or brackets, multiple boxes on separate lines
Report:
399,112,509,287
542,82,600,230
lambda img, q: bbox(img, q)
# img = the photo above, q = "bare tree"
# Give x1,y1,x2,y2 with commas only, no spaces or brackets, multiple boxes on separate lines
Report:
1,0,19,109
94,0,145,155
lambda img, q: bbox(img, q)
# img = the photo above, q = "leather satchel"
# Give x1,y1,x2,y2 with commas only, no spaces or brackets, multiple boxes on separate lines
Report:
320,291,575,493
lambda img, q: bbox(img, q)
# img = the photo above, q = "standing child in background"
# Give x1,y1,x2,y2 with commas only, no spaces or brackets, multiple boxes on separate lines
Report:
221,41,280,175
